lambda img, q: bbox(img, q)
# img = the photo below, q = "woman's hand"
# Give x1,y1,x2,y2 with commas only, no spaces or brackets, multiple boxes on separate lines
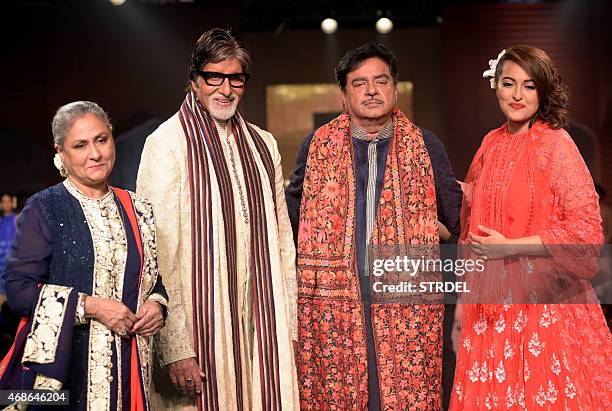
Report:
132,300,164,337
85,296,137,337
468,225,514,260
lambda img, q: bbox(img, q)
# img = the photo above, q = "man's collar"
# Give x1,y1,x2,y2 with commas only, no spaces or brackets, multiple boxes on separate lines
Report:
350,119,393,142
213,117,231,135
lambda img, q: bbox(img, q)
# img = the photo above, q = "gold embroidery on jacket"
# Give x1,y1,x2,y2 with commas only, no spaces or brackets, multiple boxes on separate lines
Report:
22,284,72,364
65,180,127,411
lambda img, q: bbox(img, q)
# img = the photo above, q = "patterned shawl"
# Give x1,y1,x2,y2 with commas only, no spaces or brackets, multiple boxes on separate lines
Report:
297,109,443,410
177,92,285,410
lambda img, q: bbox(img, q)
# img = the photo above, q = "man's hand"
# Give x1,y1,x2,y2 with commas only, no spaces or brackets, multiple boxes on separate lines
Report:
132,300,164,337
437,220,452,242
167,357,206,395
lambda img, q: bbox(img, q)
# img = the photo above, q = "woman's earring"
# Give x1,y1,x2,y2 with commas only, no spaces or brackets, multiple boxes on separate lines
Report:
53,153,68,177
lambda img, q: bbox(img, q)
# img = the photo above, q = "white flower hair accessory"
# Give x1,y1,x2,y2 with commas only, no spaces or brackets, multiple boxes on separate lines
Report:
482,49,506,89
53,153,68,177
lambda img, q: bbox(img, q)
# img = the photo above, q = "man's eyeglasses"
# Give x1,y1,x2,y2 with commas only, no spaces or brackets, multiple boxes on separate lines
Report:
197,70,250,88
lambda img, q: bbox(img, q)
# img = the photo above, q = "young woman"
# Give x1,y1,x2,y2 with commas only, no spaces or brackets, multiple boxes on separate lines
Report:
451,46,611,409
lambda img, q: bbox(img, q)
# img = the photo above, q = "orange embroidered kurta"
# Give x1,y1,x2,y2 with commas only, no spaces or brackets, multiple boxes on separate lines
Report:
451,122,612,410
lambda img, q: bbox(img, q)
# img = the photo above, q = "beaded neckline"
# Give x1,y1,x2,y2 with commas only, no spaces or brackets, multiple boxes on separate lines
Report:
63,179,113,204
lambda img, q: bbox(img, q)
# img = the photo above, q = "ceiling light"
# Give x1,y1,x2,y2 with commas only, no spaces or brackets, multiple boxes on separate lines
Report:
375,17,393,34
110,0,126,6
321,18,338,34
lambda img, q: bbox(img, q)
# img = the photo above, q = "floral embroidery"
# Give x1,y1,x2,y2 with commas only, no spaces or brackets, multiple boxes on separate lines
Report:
562,350,571,372
546,380,558,404
484,392,497,410
34,374,62,391
495,360,505,383
517,385,526,408
468,361,480,382
513,309,527,333
539,305,552,327
494,314,505,333
463,336,472,352
473,315,487,335
535,385,547,407
503,339,514,359
505,386,515,408
455,382,463,402
75,292,88,325
528,332,545,357
480,360,489,383
22,284,72,364
524,358,531,381
551,352,561,375
564,376,576,399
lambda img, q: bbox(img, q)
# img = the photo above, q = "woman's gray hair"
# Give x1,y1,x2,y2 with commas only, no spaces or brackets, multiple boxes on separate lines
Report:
52,101,112,147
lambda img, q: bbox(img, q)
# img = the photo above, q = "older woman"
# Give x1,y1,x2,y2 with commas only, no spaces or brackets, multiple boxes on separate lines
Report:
451,46,611,409
0,101,167,410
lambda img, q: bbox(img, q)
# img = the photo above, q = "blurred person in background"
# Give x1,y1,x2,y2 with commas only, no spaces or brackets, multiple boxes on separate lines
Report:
0,192,16,300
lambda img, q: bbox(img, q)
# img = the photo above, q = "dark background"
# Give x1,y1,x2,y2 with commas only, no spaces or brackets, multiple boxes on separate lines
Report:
1,0,610,196
0,1,610,408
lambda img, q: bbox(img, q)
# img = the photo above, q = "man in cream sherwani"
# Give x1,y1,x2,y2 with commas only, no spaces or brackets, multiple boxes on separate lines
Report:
137,28,299,411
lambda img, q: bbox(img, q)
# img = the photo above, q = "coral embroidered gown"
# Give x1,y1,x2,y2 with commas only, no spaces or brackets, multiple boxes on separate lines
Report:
450,122,612,410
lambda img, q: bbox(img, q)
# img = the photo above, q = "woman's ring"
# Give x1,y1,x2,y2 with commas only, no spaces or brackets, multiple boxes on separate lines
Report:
118,328,126,336
186,378,193,385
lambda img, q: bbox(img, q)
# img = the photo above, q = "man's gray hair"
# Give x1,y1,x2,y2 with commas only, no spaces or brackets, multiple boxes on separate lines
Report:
52,101,112,147
187,28,251,90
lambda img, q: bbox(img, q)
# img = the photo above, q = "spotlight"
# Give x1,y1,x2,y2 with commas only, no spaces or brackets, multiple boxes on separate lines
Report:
375,17,393,34
110,0,126,6
321,18,338,34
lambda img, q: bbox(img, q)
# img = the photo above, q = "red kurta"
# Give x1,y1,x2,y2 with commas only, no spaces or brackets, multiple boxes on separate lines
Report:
451,122,612,409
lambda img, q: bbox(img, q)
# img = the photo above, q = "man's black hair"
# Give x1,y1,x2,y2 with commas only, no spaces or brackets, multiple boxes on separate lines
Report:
335,42,399,90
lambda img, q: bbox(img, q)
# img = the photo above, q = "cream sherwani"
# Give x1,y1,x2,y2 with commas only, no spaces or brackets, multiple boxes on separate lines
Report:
136,112,299,410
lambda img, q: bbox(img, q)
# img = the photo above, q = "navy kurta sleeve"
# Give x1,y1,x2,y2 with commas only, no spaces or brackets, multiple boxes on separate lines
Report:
4,198,52,317
285,131,315,246
421,128,463,244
